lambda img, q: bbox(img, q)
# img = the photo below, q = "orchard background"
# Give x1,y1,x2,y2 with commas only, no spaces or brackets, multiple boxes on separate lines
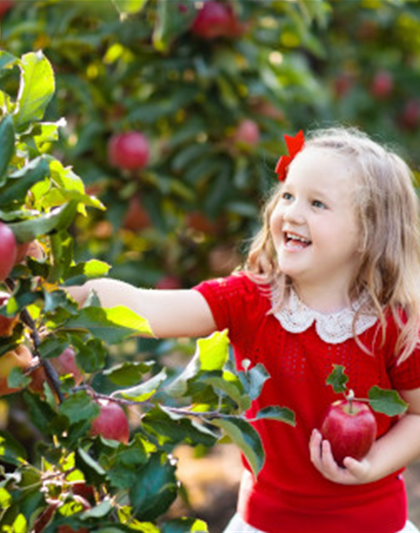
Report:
0,0,419,532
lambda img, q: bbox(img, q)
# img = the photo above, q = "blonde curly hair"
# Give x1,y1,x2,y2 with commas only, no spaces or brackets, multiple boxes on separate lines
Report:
245,126,420,362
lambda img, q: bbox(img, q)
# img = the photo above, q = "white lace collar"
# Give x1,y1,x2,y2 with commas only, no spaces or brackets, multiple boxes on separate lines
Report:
273,289,378,344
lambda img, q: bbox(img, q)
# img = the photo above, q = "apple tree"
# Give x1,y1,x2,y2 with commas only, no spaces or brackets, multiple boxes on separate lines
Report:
0,50,297,532
0,0,332,290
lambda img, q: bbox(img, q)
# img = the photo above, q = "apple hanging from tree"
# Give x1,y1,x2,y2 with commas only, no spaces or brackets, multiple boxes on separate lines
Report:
370,70,393,99
232,119,260,150
0,222,17,281
320,391,377,467
90,399,130,444
107,131,150,171
0,345,33,396
191,0,244,39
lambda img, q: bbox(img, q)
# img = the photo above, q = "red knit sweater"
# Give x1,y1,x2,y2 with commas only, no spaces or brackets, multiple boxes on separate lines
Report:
194,273,420,533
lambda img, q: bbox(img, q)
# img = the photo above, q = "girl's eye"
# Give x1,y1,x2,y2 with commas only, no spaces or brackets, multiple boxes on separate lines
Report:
282,192,293,201
312,199,326,209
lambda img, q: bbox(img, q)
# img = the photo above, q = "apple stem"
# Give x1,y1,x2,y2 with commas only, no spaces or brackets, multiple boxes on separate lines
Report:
346,388,355,413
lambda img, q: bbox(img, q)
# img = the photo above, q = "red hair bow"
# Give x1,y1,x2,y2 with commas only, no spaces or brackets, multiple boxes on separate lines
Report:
275,130,305,181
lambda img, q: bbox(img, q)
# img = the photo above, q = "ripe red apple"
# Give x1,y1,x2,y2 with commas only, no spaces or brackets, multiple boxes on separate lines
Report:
0,291,18,337
191,0,237,39
90,399,130,444
107,131,150,171
0,345,33,396
233,119,260,149
29,347,83,394
371,70,393,99
320,398,377,467
0,222,17,281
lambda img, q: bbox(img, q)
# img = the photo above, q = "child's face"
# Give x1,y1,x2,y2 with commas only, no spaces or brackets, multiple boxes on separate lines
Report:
270,147,361,299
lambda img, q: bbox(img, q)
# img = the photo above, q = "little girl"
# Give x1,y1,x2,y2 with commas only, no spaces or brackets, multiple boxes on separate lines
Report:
69,127,420,533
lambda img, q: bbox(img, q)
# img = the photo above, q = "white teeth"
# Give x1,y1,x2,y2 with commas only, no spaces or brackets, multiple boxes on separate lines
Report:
285,232,310,244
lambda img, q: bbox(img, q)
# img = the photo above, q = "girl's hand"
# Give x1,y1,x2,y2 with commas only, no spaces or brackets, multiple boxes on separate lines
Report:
309,429,372,485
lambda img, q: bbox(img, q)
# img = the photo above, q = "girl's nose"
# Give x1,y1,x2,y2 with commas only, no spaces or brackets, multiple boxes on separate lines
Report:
283,200,305,224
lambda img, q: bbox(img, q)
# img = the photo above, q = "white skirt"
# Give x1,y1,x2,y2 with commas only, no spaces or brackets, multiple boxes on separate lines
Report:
223,513,420,533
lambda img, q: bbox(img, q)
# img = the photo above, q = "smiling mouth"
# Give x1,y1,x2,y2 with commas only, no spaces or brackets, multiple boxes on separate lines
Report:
284,232,312,249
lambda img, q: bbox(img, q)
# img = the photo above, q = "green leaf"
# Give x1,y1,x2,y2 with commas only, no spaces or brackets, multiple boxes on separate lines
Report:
210,416,265,477
129,452,178,521
197,329,230,371
59,391,100,425
62,305,153,344
200,372,249,411
15,51,55,127
9,201,79,242
242,363,271,401
142,406,218,448
23,391,57,435
0,156,49,209
255,406,296,426
368,386,408,416
326,364,349,394
64,259,111,285
116,369,167,402
103,361,155,386
0,115,15,183
0,430,27,466
80,498,112,519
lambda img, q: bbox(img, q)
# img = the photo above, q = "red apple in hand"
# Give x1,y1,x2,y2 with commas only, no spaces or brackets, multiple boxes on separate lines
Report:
320,397,377,467
108,131,150,171
90,399,130,444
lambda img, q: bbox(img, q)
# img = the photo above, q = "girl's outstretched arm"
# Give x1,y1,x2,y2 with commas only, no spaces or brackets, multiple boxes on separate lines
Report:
67,278,217,339
309,387,420,485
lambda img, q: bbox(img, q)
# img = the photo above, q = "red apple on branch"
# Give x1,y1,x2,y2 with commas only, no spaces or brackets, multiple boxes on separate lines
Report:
191,1,245,39
320,392,377,467
371,70,393,99
232,119,260,149
107,131,150,171
90,399,130,444
0,222,17,281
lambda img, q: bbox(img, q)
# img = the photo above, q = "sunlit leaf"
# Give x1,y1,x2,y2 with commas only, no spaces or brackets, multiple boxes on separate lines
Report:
15,51,55,127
